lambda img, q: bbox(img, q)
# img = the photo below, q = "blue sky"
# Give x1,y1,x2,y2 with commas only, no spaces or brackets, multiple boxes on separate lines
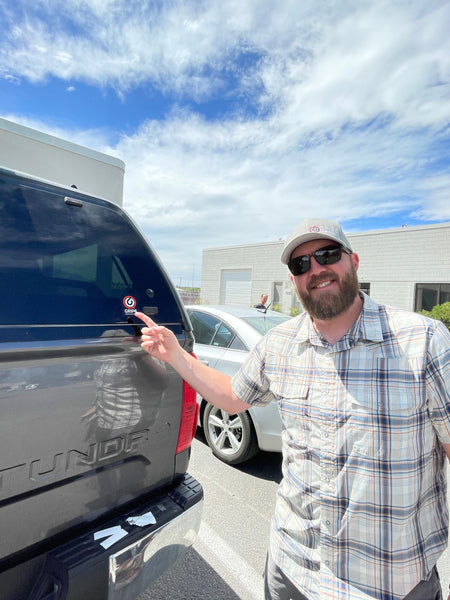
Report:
1,0,449,287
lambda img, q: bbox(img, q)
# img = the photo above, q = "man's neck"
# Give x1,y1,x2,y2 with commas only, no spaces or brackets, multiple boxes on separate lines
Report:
312,294,364,345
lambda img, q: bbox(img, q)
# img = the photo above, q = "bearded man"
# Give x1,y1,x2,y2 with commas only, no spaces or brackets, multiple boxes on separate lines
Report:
137,218,450,600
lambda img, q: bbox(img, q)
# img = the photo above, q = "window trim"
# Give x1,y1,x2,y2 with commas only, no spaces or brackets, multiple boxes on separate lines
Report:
415,282,450,312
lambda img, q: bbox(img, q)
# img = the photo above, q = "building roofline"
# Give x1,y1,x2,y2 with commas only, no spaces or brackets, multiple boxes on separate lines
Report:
203,239,284,252
346,221,450,239
203,222,450,253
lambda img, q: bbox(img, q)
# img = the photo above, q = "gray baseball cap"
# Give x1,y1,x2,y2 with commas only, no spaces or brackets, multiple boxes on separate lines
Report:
281,218,353,265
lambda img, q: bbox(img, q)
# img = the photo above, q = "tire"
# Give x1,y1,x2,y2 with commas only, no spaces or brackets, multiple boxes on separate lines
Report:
202,402,259,465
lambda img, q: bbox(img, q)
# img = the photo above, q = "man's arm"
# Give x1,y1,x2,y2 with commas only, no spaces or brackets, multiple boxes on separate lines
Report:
135,312,251,415
443,442,450,462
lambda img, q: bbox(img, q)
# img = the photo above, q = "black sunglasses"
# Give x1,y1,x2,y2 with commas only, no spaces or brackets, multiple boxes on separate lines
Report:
288,244,349,276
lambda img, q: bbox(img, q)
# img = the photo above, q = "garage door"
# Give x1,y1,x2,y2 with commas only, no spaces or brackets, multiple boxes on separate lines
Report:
220,269,252,305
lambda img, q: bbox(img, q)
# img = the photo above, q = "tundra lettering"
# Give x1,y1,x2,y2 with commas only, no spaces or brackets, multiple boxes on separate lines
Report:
0,429,151,493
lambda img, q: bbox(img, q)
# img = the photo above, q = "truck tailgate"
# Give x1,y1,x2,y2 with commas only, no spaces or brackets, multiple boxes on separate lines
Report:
0,338,183,562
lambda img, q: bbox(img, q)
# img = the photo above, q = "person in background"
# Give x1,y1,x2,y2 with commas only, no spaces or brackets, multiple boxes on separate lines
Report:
254,293,269,309
136,218,450,600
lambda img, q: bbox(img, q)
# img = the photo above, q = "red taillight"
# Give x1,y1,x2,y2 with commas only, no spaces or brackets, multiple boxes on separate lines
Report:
176,354,199,455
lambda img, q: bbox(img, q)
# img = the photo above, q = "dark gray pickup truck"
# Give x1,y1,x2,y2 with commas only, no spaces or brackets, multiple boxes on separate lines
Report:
0,167,203,599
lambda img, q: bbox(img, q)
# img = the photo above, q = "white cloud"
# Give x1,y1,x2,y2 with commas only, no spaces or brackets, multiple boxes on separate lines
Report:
3,1,449,130
1,0,449,284
412,173,450,221
114,104,448,283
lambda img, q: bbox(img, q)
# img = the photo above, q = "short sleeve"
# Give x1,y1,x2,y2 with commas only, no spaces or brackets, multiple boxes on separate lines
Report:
231,336,275,407
427,321,450,443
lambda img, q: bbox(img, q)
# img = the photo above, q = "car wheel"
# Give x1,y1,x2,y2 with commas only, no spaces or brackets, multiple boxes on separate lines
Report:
202,403,259,465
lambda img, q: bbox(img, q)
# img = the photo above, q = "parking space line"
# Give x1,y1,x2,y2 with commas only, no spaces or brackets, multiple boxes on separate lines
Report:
196,521,264,600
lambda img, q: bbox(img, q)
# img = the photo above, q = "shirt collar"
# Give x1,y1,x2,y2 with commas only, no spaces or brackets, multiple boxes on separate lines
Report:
357,292,384,342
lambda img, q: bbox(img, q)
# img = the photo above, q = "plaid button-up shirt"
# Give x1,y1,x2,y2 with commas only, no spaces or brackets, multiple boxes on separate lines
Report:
232,294,450,600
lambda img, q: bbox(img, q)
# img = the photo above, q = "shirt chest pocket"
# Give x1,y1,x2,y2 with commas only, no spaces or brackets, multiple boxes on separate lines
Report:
349,357,425,458
270,378,312,448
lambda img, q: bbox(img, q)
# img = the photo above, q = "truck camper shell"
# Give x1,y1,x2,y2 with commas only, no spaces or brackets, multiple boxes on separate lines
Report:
0,117,125,206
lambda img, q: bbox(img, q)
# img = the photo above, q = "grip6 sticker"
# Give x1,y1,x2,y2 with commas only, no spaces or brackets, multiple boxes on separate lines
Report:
123,295,137,315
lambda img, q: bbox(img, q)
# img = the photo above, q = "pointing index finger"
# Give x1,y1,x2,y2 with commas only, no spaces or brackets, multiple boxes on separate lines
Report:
134,311,156,328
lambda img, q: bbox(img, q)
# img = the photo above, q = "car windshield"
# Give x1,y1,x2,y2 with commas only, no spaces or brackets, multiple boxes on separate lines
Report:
241,313,291,336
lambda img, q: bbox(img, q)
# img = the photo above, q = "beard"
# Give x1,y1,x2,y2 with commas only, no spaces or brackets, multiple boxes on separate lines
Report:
296,262,360,320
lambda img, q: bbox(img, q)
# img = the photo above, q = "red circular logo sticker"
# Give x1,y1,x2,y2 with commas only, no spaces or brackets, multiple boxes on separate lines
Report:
123,296,137,309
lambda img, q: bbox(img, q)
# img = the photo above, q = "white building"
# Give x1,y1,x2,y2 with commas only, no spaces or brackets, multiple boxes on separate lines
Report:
201,222,450,314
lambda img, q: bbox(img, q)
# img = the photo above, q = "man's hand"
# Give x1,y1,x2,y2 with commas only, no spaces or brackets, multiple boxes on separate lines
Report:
135,312,181,364
135,312,249,415
443,442,450,463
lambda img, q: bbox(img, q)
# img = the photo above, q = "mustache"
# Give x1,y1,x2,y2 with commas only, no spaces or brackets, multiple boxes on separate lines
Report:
308,272,337,290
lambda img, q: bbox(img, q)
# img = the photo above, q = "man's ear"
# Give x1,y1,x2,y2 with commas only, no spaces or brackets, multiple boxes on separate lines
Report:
351,252,359,271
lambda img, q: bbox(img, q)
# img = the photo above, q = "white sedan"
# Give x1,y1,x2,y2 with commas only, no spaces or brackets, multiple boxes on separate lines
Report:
186,305,291,465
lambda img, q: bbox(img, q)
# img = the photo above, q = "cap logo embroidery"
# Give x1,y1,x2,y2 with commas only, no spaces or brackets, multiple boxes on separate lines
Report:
309,226,320,233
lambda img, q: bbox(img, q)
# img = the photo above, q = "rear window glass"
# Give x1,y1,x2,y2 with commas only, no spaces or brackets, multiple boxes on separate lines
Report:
241,314,291,336
0,174,181,337
187,310,221,345
212,322,235,348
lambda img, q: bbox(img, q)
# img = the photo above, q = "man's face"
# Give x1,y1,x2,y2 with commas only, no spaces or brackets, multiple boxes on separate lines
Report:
290,239,360,320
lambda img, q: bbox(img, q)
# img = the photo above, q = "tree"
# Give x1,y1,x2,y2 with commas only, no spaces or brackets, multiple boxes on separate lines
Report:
420,302,450,330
